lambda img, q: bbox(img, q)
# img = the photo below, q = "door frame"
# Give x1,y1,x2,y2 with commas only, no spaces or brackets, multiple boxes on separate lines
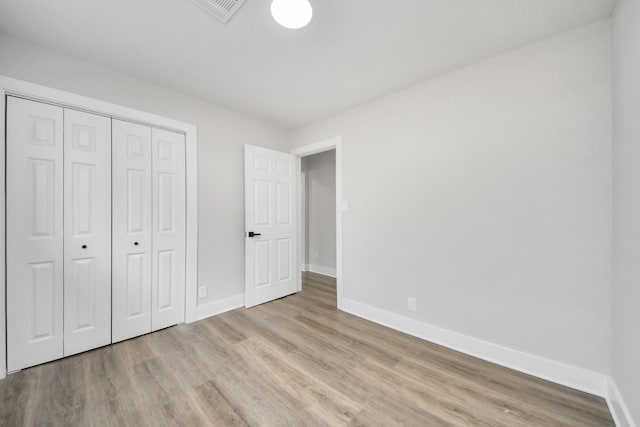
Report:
291,137,343,309
0,75,199,379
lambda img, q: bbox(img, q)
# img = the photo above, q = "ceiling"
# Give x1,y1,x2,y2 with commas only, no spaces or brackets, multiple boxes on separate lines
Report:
0,0,615,128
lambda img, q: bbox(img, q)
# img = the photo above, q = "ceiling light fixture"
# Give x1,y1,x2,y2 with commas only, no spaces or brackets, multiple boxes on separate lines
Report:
271,0,312,29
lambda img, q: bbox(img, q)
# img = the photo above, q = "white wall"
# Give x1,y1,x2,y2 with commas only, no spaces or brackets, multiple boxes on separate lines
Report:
290,21,612,374
612,0,640,424
302,150,337,276
0,34,289,305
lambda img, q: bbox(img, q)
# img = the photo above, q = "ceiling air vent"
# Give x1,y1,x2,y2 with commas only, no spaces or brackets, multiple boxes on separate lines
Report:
187,0,247,23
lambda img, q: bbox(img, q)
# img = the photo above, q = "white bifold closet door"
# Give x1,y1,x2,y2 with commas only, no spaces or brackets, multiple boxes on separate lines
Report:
6,97,112,371
63,109,112,356
151,128,186,331
112,120,153,343
7,97,64,371
112,120,186,342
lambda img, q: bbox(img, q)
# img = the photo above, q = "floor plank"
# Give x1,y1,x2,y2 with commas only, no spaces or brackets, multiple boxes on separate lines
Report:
0,272,615,426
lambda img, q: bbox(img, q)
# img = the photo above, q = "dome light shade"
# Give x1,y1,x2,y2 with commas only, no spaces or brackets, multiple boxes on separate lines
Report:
271,0,312,29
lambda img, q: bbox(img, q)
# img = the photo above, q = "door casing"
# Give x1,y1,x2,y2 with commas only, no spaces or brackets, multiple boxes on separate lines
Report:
290,137,343,309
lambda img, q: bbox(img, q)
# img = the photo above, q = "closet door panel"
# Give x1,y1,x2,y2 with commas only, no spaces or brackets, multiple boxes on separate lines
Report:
112,120,153,343
63,109,112,356
151,128,186,331
6,97,64,371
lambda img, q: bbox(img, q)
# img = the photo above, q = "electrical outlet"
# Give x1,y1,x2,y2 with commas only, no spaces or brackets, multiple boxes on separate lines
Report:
408,297,417,312
198,286,207,298
313,250,319,259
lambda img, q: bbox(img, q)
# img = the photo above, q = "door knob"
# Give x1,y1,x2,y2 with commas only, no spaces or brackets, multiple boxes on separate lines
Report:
248,232,261,238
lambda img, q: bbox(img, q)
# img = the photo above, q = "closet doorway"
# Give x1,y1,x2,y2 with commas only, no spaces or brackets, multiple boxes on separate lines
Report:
0,76,199,379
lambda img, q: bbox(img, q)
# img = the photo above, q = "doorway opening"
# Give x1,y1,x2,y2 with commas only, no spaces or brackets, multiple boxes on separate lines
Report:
301,150,337,302
292,137,343,309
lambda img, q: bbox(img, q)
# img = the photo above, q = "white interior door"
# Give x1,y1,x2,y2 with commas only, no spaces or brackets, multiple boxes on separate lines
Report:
63,108,112,356
151,128,186,331
244,145,297,308
112,119,153,342
6,97,64,371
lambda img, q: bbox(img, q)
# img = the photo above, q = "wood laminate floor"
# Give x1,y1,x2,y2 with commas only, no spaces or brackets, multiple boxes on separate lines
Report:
0,272,614,426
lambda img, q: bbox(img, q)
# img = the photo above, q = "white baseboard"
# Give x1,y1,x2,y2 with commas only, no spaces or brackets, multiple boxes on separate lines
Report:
341,298,608,398
192,293,635,427
607,377,637,427
195,294,244,321
305,264,337,278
